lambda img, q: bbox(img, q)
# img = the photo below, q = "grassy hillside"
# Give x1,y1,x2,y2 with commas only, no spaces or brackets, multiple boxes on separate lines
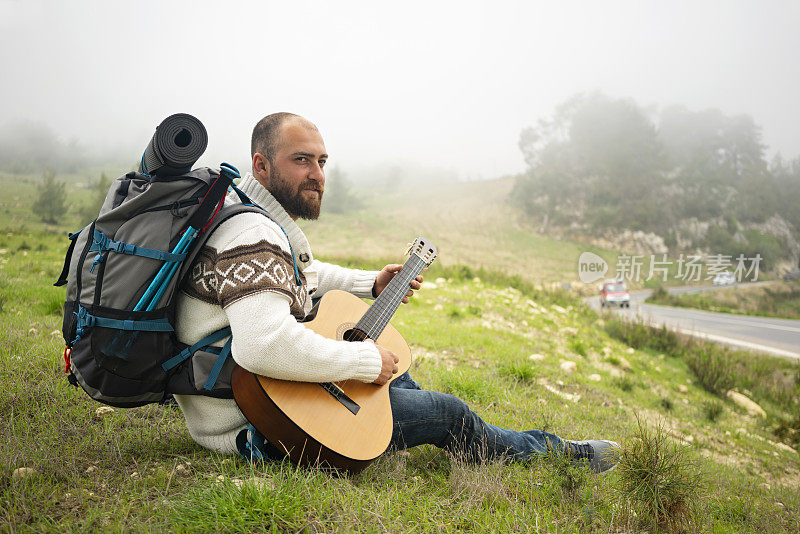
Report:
303,177,624,288
1,227,799,531
1,173,799,531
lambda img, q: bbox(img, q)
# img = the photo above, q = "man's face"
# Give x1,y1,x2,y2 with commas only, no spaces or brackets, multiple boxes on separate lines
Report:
266,121,327,220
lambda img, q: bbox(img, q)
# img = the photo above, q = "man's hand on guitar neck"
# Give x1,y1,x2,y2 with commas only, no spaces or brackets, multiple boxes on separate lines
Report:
365,339,399,385
373,264,423,303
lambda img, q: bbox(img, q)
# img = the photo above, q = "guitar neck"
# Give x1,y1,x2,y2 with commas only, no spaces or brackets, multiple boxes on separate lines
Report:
354,254,427,340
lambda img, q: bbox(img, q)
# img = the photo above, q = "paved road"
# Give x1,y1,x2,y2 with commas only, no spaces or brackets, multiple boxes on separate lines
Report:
585,282,800,360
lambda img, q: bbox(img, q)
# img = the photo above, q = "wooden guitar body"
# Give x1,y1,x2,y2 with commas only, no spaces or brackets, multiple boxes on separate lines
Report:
231,290,413,473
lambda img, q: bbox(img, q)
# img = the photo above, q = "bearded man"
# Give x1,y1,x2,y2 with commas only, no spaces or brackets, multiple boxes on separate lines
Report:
173,112,618,473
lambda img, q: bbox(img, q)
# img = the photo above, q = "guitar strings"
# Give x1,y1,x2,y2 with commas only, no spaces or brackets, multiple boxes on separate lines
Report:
357,264,418,338
361,254,427,340
361,256,423,337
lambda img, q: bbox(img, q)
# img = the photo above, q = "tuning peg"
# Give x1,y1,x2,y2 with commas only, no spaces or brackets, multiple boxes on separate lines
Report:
404,242,413,256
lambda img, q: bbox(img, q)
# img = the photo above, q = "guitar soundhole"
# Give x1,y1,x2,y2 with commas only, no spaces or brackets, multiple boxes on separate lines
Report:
343,328,368,342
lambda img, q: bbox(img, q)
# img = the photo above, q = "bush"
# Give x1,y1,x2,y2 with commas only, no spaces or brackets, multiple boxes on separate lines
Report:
603,318,684,357
79,172,111,222
605,316,800,410
323,167,363,214
569,339,587,357
31,168,66,224
684,344,734,395
498,360,537,382
615,377,634,392
703,399,724,422
774,411,800,449
615,419,701,531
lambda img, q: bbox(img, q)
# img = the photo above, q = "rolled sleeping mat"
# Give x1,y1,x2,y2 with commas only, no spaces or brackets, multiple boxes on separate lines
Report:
139,113,208,177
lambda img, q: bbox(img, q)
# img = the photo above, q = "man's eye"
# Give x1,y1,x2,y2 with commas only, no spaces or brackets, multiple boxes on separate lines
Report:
319,160,327,168
296,157,308,163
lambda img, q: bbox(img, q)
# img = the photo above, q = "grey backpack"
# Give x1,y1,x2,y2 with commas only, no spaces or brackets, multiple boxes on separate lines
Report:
55,163,276,407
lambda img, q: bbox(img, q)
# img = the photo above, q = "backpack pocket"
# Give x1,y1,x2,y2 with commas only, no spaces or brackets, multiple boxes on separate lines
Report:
68,304,175,407
190,348,236,397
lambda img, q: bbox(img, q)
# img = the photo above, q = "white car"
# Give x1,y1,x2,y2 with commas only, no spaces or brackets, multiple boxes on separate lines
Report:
712,272,736,286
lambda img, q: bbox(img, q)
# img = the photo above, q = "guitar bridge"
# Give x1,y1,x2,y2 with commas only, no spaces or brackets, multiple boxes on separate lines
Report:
318,382,360,415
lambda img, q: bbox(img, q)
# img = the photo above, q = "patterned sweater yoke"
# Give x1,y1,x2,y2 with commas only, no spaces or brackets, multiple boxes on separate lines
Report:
172,172,381,454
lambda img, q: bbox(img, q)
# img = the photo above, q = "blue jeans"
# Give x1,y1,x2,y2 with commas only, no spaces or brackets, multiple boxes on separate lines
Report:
238,372,568,463
388,372,566,461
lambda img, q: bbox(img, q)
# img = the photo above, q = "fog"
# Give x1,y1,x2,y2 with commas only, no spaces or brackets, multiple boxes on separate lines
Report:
1,0,798,180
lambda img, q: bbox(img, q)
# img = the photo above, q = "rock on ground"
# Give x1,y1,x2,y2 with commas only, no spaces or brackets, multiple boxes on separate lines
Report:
12,467,36,480
94,406,115,418
726,390,767,418
560,360,577,374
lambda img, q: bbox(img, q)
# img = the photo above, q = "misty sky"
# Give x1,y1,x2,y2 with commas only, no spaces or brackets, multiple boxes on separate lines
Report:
1,0,798,180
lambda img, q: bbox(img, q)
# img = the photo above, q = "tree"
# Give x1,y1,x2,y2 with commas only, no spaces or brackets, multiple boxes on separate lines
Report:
515,92,667,233
32,168,67,224
324,167,363,214
79,172,111,222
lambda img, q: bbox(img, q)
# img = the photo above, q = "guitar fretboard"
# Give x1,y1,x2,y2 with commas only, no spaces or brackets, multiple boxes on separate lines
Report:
353,253,427,340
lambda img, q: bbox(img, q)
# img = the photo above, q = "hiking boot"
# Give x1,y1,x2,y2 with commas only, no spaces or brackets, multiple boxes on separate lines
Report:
565,439,620,474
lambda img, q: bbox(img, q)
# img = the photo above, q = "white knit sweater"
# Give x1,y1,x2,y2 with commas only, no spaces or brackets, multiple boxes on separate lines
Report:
173,173,382,454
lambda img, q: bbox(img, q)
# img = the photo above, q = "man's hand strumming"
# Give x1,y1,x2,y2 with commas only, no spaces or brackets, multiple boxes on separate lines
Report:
365,339,399,385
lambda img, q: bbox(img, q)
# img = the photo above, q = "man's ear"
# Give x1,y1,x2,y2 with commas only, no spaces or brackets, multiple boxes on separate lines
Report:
252,152,271,187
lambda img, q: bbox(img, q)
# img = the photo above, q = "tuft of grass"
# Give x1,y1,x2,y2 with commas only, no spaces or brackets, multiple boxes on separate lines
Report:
38,293,64,316
448,306,464,319
550,451,590,503
16,241,31,251
703,399,724,422
615,419,701,532
569,338,587,357
466,305,481,316
498,360,537,382
660,397,674,411
615,377,634,392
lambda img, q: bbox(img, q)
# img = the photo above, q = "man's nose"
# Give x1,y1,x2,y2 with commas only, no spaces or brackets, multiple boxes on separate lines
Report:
309,162,325,184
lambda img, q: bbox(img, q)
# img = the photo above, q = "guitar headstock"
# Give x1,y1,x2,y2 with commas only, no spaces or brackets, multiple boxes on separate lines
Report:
405,236,438,266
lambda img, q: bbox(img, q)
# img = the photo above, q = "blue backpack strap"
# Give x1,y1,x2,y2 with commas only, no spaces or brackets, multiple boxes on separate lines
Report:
235,424,283,462
161,326,232,371
89,229,187,272
73,305,173,344
202,336,232,390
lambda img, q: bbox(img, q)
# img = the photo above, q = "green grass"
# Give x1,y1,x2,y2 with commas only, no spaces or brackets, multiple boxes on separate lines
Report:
603,315,800,412
615,419,701,531
2,175,800,531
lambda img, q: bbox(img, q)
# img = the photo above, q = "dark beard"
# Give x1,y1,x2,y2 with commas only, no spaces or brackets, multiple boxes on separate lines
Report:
269,169,323,220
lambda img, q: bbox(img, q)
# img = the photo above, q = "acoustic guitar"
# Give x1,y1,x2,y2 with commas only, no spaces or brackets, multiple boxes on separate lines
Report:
231,237,438,473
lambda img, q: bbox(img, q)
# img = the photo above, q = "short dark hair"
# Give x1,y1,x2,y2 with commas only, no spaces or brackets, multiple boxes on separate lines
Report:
250,112,301,164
